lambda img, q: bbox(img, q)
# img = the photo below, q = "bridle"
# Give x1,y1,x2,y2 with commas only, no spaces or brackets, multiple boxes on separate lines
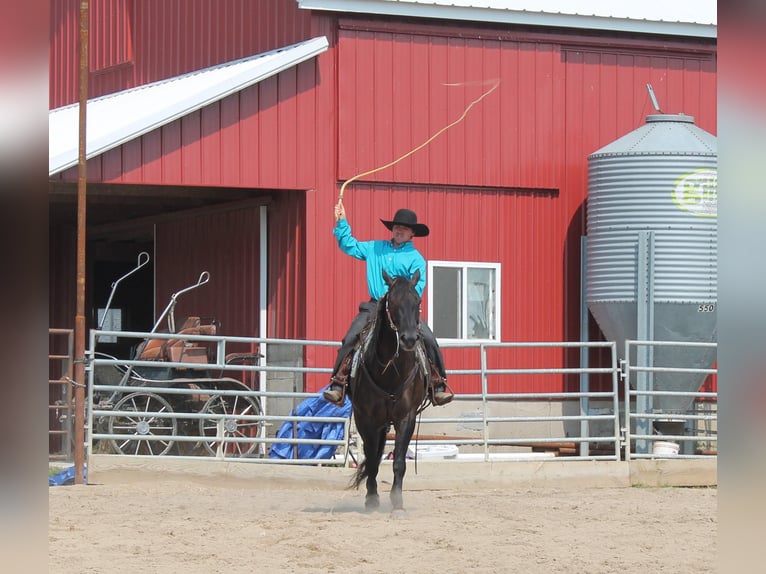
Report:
383,280,421,359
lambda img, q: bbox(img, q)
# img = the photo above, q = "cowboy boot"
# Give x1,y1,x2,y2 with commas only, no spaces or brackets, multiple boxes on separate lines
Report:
429,364,454,406
323,354,352,406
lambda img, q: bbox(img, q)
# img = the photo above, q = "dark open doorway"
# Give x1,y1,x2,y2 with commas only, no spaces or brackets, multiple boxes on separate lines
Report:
91,248,155,359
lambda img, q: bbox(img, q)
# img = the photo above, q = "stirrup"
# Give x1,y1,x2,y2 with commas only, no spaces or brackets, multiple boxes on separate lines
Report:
429,377,454,406
323,378,347,406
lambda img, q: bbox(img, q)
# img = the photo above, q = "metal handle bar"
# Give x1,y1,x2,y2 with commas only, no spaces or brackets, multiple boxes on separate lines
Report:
98,251,151,329
151,271,211,334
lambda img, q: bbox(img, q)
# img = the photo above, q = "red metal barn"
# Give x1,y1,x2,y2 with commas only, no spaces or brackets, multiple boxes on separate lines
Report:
49,1,717,397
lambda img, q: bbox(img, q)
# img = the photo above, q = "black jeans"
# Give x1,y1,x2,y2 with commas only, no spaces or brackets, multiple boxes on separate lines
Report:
332,299,447,379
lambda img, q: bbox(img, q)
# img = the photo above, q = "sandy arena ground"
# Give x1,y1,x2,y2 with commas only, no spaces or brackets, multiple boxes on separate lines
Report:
48,459,717,574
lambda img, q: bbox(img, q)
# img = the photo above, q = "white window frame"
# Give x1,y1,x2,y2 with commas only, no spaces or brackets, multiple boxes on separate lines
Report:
426,260,501,342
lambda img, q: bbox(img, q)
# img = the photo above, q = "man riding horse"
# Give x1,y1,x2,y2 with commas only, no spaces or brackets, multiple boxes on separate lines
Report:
323,203,453,407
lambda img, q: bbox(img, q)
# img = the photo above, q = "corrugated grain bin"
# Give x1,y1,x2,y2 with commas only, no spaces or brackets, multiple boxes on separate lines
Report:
586,113,717,415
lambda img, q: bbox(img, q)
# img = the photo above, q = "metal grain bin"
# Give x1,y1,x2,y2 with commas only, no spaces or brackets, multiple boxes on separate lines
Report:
586,113,717,417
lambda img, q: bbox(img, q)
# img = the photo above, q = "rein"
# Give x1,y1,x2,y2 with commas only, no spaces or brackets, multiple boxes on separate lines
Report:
384,296,400,358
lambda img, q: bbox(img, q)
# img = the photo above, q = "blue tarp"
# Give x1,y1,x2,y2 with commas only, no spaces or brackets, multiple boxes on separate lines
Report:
49,465,86,486
269,388,352,460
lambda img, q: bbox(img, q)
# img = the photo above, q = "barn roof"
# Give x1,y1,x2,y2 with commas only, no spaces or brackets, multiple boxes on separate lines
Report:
48,36,329,176
296,0,716,38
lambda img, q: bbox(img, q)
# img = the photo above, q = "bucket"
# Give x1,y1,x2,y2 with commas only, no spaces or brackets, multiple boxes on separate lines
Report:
653,440,680,457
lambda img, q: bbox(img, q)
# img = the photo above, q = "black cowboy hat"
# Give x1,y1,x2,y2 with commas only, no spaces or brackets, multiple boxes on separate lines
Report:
380,208,430,237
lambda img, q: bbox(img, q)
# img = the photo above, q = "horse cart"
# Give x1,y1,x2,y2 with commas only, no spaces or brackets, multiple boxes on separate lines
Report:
92,253,263,457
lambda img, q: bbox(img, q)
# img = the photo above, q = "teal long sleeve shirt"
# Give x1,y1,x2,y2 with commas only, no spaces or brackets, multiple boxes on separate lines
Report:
333,218,426,300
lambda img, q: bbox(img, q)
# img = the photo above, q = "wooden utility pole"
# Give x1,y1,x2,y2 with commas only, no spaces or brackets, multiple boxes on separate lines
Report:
74,0,89,485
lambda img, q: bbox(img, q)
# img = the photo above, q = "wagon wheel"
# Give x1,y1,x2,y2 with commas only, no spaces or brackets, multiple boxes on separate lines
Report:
198,393,263,457
108,391,177,456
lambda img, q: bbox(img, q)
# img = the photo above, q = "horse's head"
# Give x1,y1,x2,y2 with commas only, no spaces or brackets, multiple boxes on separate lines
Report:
382,269,422,351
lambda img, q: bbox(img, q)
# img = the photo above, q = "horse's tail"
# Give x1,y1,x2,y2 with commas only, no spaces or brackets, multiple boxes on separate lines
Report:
349,460,369,490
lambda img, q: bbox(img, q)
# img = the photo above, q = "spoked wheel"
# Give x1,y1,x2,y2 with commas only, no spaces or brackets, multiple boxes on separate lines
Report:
108,391,177,456
199,393,263,457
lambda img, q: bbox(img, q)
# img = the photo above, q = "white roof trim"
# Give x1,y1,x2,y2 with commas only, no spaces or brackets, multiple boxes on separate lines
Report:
296,0,716,38
49,36,329,176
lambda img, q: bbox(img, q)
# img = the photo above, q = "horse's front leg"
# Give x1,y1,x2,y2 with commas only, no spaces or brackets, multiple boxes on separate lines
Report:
363,427,388,511
390,416,417,512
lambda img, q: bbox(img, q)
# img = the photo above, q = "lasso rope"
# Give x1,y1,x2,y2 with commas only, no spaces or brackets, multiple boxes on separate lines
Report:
336,79,501,205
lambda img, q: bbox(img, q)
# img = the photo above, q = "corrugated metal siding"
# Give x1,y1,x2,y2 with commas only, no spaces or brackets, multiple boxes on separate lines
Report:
267,191,306,340
50,1,79,109
48,226,78,331
89,0,133,72
320,182,567,393
308,22,715,394
52,60,321,189
154,207,262,346
337,27,563,191
50,0,313,108
330,20,570,392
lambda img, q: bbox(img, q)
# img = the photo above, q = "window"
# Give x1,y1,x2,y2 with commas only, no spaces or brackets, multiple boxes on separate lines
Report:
427,261,501,341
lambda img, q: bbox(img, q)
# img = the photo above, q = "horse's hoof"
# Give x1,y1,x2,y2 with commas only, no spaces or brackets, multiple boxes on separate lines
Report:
364,497,380,512
391,508,407,518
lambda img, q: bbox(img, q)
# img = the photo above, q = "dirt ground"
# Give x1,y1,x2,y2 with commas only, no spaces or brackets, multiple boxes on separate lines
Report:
48,463,717,574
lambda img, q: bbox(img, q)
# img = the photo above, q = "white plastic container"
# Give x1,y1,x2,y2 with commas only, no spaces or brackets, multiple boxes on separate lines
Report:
407,444,459,460
653,440,680,457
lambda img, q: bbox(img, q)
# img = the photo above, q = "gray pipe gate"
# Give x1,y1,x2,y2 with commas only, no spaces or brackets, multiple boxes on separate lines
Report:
84,330,717,465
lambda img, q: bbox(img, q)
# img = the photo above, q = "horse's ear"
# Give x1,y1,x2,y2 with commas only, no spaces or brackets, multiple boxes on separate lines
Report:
410,269,420,286
383,270,393,286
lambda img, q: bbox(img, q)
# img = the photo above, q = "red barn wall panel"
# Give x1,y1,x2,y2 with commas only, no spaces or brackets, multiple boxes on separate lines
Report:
53,60,323,190
314,24,715,394
337,23,564,192
312,181,565,394
267,191,306,341
48,226,78,331
301,14,339,387
144,191,306,342
50,0,314,108
154,206,262,347
89,0,134,73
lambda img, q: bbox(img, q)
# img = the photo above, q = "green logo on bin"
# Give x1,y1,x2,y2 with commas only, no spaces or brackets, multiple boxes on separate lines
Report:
673,168,717,218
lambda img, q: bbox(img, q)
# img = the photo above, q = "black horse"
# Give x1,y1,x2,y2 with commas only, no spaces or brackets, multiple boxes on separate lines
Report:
349,269,429,512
